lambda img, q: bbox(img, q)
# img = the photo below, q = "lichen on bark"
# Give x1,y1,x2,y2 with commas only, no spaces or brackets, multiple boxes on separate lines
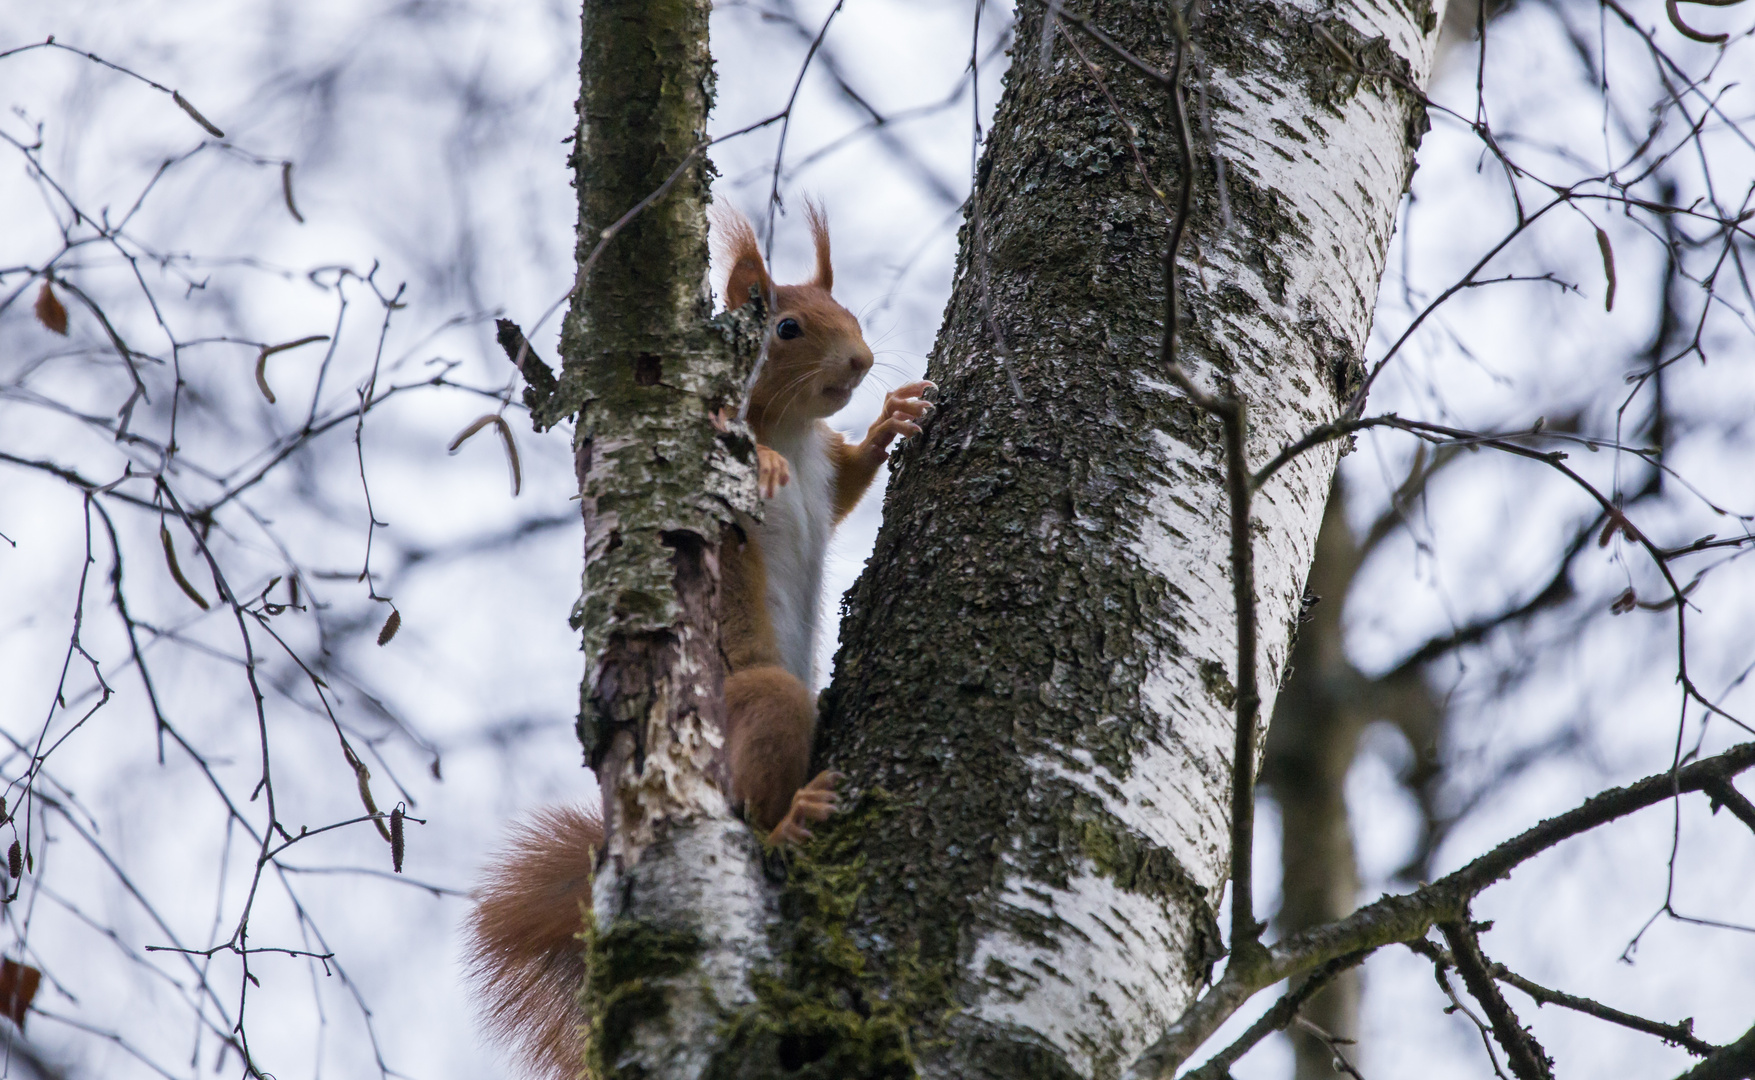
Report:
794,0,1444,1075
560,2,773,1075
706,791,941,1080
582,914,707,1079
564,0,758,692
557,0,1442,1072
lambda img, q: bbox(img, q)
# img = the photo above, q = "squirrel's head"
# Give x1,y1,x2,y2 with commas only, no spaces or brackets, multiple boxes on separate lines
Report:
716,201,874,431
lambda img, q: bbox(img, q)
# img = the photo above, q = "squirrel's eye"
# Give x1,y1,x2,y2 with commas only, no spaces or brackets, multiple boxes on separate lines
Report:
775,318,803,340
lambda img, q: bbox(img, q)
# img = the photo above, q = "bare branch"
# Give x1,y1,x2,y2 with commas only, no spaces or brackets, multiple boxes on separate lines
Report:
1491,963,1717,1057
1704,778,1755,835
1180,951,1371,1080
1128,741,1755,1076
1439,920,1554,1080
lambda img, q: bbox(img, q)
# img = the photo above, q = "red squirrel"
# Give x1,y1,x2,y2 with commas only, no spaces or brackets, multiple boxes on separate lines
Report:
466,202,931,1079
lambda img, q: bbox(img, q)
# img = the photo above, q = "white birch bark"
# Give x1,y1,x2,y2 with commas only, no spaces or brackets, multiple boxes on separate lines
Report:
565,0,1445,1075
814,2,1447,1077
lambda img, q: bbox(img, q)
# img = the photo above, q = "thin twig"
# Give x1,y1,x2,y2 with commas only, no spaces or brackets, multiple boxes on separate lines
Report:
1180,951,1371,1080
1491,963,1716,1056
1292,1015,1367,1079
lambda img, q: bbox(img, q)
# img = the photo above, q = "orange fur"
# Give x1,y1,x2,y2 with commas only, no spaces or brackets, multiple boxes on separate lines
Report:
803,199,833,290
725,665,817,832
716,207,772,312
464,806,602,1080
712,204,873,842
719,525,782,673
827,426,883,523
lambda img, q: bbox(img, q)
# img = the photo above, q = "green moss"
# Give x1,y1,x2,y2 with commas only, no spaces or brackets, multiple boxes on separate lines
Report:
582,912,706,1079
705,793,952,1080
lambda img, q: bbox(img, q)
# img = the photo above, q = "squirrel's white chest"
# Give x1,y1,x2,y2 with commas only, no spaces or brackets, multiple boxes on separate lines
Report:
753,426,834,689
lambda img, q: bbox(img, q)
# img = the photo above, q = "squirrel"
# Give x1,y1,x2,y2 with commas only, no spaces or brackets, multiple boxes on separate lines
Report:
465,201,932,1080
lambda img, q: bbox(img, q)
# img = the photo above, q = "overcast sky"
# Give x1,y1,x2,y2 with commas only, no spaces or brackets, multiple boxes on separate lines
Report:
2,1,1753,1077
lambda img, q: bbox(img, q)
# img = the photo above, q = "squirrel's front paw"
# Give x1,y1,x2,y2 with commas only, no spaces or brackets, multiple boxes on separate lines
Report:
756,444,792,499
862,380,935,459
767,770,843,846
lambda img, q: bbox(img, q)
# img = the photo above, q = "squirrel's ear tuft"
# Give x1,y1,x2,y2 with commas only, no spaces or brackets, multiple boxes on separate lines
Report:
803,197,832,292
713,203,772,310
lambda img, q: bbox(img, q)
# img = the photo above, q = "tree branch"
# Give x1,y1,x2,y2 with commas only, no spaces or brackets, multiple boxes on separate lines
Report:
1180,951,1370,1080
1491,963,1716,1057
1439,919,1553,1080
1127,740,1755,1077
1704,778,1755,836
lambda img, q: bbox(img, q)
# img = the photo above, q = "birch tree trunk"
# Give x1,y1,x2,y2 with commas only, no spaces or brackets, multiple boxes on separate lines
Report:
562,0,1443,1076
801,2,1445,1077
555,2,772,1076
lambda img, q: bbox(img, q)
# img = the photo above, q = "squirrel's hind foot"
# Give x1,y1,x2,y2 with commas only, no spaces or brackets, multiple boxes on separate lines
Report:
767,769,843,845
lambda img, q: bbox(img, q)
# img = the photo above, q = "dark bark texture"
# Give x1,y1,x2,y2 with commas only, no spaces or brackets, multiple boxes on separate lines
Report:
800,0,1440,1076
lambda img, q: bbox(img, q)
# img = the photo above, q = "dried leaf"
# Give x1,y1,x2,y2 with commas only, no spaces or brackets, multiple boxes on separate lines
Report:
1610,588,1638,615
261,334,330,358
281,160,304,223
255,348,276,404
161,524,211,610
171,89,224,137
6,841,19,881
377,608,401,646
254,334,330,405
350,757,395,842
390,806,405,873
495,417,523,497
1595,227,1616,312
34,283,68,335
0,959,40,1028
447,414,495,452
448,413,523,496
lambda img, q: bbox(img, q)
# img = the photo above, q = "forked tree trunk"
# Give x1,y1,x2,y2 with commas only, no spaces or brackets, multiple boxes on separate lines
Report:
564,0,1444,1076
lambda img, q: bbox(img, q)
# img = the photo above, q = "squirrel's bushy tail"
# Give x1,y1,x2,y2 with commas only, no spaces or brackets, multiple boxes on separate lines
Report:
465,805,601,1080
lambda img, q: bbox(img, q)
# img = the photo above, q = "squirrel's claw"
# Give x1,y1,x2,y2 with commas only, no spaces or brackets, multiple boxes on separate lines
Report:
767,770,843,846
756,444,792,499
862,381,934,457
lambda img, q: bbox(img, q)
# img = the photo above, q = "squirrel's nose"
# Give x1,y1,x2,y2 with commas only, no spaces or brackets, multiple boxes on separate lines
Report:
849,350,872,379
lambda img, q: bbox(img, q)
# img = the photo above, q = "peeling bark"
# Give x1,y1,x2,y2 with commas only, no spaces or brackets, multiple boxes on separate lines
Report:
799,1,1446,1077
560,2,768,1075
